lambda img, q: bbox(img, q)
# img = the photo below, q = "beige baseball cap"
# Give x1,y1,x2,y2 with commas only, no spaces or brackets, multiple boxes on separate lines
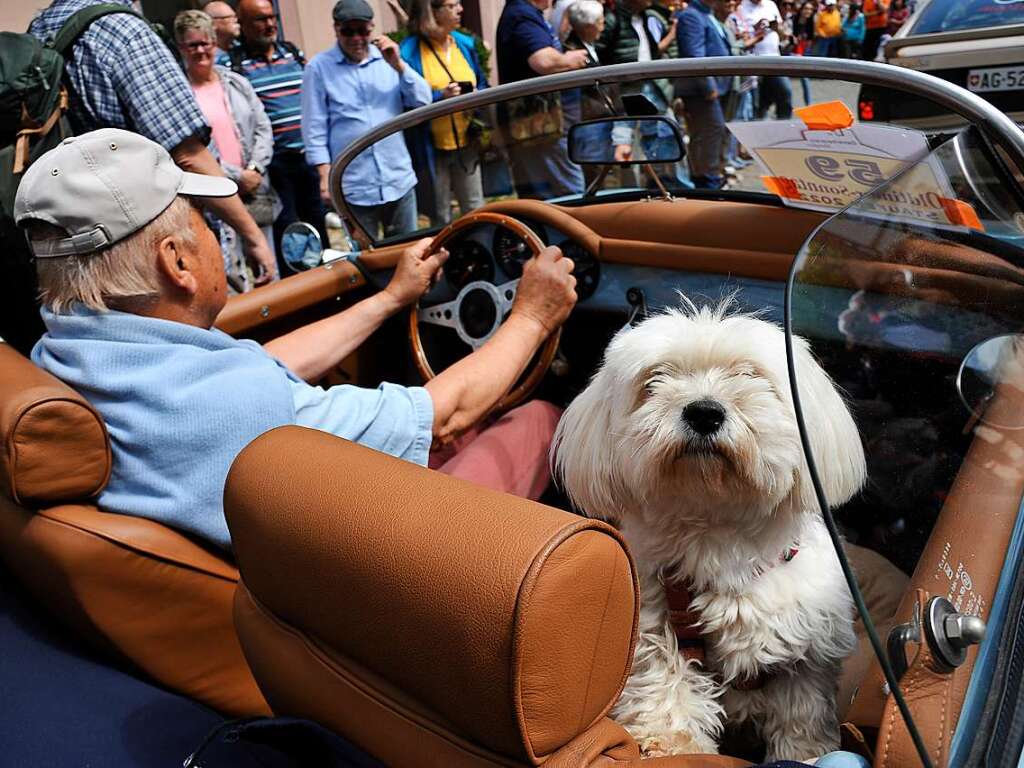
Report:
14,128,237,258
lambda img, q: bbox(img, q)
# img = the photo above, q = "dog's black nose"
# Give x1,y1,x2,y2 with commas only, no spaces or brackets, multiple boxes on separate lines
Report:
682,399,726,436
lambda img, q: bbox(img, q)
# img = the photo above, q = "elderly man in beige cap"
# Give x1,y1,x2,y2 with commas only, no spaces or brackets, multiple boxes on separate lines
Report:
16,128,576,551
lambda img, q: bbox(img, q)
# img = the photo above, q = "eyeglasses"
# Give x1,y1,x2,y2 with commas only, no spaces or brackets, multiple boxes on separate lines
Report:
183,40,214,51
250,14,277,23
338,25,373,37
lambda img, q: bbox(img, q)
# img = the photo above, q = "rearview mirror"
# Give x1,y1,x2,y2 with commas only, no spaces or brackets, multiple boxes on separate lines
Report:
567,116,685,165
281,222,324,273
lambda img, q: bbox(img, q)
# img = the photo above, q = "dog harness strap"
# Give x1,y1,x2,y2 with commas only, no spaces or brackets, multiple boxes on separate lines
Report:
664,581,706,664
663,545,800,669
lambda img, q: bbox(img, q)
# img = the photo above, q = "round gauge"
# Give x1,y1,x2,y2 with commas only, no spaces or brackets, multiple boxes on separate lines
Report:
493,226,532,278
560,240,600,300
444,239,494,290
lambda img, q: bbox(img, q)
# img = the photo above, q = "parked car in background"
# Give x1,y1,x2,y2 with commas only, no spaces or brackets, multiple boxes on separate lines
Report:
859,0,1024,129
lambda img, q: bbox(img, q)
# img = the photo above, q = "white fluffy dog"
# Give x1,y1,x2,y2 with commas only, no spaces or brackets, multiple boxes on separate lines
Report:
552,301,866,761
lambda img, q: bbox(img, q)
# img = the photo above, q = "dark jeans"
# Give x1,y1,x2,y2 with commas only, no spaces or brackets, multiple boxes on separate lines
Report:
348,188,418,241
684,95,726,189
864,28,886,61
269,151,328,276
756,75,793,120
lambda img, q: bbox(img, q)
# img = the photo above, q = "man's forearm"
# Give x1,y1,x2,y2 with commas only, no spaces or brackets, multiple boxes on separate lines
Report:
170,137,264,244
263,291,403,381
425,314,548,442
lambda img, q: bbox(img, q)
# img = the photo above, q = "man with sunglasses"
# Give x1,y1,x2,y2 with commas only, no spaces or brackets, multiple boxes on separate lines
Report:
234,0,329,273
302,0,432,239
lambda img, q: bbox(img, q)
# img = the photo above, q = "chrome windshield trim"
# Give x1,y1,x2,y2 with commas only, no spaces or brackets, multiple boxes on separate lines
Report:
330,57,1024,244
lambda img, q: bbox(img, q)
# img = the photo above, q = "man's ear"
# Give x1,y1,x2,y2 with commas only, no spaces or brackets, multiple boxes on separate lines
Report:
155,233,199,296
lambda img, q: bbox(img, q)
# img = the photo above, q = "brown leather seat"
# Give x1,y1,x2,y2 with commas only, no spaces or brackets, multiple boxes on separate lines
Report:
226,425,749,767
0,342,268,717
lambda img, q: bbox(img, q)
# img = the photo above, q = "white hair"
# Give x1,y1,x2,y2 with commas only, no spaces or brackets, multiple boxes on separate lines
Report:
567,0,605,29
30,196,196,314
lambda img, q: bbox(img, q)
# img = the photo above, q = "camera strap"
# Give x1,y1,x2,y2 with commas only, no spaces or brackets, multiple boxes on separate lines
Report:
423,37,475,173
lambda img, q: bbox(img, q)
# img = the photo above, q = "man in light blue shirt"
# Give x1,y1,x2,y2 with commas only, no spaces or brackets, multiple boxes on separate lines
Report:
303,0,431,239
14,129,577,551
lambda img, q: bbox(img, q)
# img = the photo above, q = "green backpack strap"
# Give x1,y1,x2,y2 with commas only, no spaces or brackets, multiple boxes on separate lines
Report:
50,3,143,56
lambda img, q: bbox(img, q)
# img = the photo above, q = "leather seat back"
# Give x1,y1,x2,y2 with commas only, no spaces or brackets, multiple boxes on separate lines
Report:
0,342,268,716
226,425,640,767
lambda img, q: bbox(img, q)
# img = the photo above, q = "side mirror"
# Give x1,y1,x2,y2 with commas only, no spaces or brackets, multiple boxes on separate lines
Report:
281,222,324,273
281,221,357,273
567,116,685,165
958,334,1024,430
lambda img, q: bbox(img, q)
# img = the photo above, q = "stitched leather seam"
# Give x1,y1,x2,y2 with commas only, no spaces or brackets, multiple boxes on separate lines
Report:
577,547,621,734
241,586,522,767
32,512,238,582
936,669,950,766
511,521,636,761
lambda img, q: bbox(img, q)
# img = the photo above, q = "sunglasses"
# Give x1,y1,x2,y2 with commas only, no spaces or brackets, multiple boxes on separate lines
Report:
339,25,373,37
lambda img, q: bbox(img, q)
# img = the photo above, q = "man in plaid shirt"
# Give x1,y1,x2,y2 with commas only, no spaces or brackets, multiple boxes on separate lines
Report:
30,0,277,283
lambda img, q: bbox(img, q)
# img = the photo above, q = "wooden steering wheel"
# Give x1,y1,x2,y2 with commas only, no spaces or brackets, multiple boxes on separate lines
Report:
409,211,562,414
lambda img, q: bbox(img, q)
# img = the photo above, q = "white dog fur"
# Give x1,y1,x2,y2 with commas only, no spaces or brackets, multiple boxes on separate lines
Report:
552,300,867,761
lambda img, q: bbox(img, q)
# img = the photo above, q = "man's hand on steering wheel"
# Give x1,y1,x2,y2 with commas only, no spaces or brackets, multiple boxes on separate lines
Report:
510,245,577,336
383,238,451,309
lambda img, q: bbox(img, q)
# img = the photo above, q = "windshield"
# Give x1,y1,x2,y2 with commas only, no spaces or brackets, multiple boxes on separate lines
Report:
910,0,1024,35
337,73,964,245
788,127,1024,753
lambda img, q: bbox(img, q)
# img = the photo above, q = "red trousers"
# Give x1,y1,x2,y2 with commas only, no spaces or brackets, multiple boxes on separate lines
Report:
429,400,562,501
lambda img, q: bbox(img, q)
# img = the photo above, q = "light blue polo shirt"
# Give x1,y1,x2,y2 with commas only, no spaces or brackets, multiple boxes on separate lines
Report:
31,307,433,550
301,44,431,206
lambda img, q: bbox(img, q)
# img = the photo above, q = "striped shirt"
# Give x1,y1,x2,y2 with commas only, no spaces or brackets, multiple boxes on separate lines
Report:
232,41,305,153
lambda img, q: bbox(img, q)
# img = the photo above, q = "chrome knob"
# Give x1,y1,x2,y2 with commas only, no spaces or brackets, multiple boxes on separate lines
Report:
925,596,986,670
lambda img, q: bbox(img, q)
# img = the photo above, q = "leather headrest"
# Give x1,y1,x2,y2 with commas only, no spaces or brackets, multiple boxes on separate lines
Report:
226,425,639,764
0,343,110,506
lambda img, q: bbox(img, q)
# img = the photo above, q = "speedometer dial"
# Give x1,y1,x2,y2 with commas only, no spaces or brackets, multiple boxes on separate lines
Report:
493,226,532,278
560,241,600,300
444,239,494,289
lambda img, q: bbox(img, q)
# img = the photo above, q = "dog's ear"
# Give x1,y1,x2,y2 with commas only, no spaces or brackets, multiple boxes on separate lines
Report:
551,370,632,522
791,337,867,510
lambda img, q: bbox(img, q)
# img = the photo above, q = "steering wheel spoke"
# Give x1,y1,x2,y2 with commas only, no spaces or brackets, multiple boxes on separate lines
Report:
495,278,520,315
417,298,461,331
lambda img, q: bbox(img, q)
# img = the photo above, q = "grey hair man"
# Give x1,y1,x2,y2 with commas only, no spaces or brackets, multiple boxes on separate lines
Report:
202,0,241,56
16,129,577,550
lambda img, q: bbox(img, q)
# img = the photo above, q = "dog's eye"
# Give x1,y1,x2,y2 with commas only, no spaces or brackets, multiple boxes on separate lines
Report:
732,365,757,378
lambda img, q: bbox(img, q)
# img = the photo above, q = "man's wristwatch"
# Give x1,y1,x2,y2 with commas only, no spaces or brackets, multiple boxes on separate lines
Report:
246,162,264,175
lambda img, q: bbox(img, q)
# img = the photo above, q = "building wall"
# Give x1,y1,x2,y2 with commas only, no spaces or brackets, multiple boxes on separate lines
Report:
2,0,503,81
0,3,46,33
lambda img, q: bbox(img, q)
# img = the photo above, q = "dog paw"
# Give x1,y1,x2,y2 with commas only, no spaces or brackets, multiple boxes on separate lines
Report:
639,731,717,757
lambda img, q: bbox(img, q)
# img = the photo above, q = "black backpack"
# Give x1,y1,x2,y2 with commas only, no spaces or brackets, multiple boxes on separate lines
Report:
0,3,142,355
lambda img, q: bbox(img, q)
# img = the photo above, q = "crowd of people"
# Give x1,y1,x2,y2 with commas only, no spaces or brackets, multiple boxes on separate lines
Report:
19,0,917,298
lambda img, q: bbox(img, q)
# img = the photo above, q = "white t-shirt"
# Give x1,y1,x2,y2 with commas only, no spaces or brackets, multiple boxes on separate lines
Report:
631,14,653,62
735,0,783,56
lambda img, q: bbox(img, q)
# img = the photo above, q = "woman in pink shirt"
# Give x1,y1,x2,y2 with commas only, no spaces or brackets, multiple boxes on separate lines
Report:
175,10,279,293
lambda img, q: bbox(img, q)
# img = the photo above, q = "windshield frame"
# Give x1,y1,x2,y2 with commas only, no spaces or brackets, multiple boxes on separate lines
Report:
330,57,1024,246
